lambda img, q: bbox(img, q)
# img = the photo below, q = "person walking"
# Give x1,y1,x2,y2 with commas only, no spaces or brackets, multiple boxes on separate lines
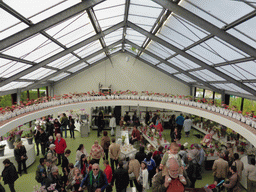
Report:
212,152,229,185
183,116,192,137
2,159,19,192
176,114,184,135
128,154,141,192
223,166,240,192
111,161,129,192
35,158,47,186
109,138,121,171
69,116,76,139
97,111,105,137
14,141,27,176
39,129,48,156
104,160,113,192
54,118,61,136
101,131,111,160
54,133,67,166
34,125,41,156
60,113,68,138
90,140,104,164
168,115,176,136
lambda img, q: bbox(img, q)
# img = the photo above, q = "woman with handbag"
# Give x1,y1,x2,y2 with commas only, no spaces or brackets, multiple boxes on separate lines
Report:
223,166,240,192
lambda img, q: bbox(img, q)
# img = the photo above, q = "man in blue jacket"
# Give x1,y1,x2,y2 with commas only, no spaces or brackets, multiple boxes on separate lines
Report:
176,113,184,135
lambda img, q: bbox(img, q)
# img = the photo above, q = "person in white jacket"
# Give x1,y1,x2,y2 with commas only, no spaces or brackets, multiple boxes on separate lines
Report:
138,161,149,192
109,114,116,136
183,116,192,137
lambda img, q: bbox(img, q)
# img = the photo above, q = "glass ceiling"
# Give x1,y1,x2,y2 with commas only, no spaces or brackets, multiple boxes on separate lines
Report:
1,0,256,98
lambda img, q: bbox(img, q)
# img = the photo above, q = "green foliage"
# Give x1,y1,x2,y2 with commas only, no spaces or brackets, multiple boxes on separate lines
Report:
0,94,12,107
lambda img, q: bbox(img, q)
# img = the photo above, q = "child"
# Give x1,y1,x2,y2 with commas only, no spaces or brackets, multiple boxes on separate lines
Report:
138,162,149,192
160,142,183,176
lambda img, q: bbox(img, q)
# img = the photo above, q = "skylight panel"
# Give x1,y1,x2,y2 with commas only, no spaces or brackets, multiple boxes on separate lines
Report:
68,63,89,73
20,68,57,80
74,40,102,58
0,9,28,40
0,81,33,91
126,28,147,47
46,11,95,48
175,74,196,82
130,0,162,8
94,0,125,30
1,34,64,62
212,83,251,95
86,52,106,64
129,15,158,32
49,72,69,81
158,64,178,74
184,0,254,25
179,0,225,28
129,4,162,18
140,53,159,65
104,29,123,46
190,69,225,82
0,58,32,78
227,29,256,48
244,83,256,91
47,54,79,69
4,0,80,24
146,41,175,60
168,55,200,70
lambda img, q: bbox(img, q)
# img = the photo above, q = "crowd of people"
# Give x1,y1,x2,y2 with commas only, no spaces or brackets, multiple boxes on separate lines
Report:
1,111,254,192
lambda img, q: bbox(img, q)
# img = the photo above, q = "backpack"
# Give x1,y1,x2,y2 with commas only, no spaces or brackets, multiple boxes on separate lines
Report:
153,152,162,167
35,165,44,183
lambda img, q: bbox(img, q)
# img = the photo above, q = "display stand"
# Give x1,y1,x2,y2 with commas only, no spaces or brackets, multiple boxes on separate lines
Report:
0,138,36,173
80,122,89,137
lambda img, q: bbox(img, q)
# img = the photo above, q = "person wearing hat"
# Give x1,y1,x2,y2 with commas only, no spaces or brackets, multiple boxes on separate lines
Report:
14,140,27,176
47,144,58,165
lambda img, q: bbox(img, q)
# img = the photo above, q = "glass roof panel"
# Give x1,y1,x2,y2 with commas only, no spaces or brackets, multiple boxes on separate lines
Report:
227,29,256,48
216,65,256,80
158,64,178,74
235,61,256,79
4,0,80,24
158,14,209,49
0,58,31,78
126,28,147,47
179,0,225,28
175,74,196,82
109,46,122,54
232,17,256,47
104,28,123,46
211,83,251,95
244,83,256,91
184,0,253,25
87,52,106,64
146,41,175,60
20,68,56,80
0,82,33,91
140,53,159,65
74,40,102,58
187,37,247,65
94,0,125,30
49,72,70,81
130,0,162,8
68,63,89,73
0,9,28,40
129,3,162,18
46,11,95,48
47,54,79,69
168,55,200,70
190,69,225,81
129,15,159,32
1,34,64,62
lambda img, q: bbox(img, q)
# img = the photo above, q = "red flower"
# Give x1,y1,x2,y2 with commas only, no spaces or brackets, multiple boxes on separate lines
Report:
238,111,242,113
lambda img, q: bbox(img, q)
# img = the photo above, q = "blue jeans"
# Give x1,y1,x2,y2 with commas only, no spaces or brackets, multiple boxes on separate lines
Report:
60,126,67,138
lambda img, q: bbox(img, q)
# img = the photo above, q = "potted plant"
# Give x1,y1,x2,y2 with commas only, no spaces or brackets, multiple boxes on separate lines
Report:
4,130,15,149
15,129,23,141
0,144,6,156
209,148,215,156
25,132,34,145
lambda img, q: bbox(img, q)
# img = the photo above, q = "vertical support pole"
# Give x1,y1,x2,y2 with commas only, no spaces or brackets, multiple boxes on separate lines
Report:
27,90,30,101
46,86,49,98
11,93,17,105
37,88,40,98
17,89,21,105
225,94,230,105
202,89,205,98
241,98,244,111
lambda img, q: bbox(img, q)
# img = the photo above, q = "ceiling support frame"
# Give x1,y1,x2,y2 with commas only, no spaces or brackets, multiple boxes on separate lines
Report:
125,40,221,93
122,0,131,51
0,22,124,87
0,0,105,51
152,0,256,58
128,21,256,96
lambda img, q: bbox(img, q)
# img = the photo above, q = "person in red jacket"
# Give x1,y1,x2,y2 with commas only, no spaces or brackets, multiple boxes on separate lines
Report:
54,133,67,166
103,160,112,192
